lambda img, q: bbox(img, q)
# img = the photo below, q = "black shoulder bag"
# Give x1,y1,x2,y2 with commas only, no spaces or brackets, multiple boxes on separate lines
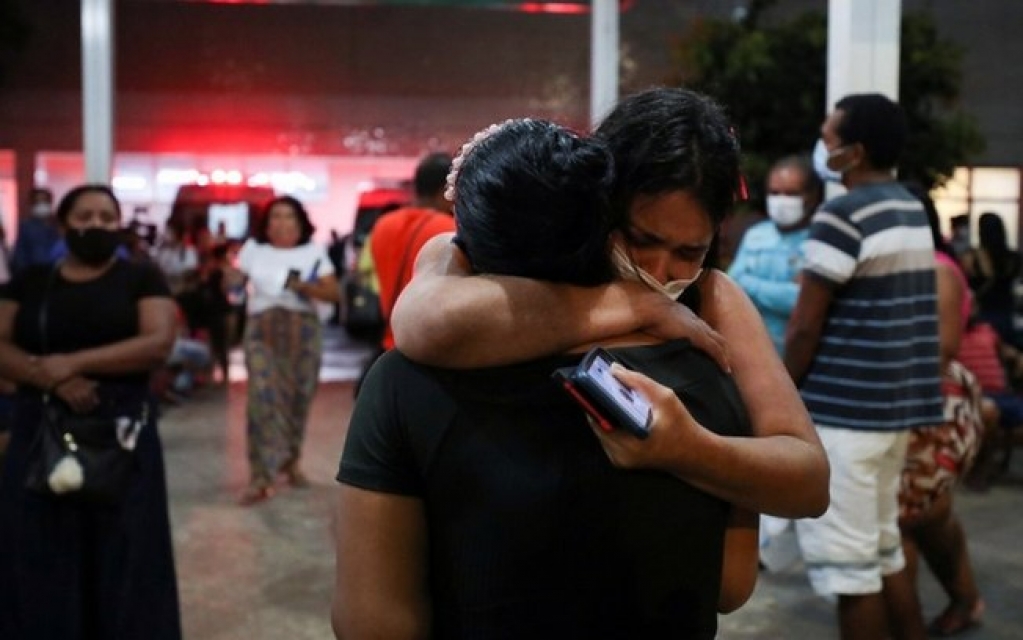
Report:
23,265,146,504
342,216,433,340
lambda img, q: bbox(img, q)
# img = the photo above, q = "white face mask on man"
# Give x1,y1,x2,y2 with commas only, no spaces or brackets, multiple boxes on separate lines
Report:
766,194,805,228
611,246,702,300
812,138,848,183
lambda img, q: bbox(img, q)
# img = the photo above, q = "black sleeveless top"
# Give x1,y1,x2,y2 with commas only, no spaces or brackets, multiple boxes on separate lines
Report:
339,330,751,639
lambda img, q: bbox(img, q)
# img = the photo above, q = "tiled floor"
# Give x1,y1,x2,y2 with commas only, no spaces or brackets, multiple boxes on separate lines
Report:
163,380,1023,639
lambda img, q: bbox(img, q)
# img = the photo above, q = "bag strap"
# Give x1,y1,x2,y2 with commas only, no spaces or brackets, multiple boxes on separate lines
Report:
37,262,63,357
384,215,435,319
36,263,64,404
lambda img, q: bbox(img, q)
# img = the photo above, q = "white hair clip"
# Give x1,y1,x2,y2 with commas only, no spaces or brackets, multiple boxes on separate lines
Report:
444,118,526,202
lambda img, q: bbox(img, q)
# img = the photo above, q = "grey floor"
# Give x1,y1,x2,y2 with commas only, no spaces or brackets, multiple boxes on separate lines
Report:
164,380,1023,639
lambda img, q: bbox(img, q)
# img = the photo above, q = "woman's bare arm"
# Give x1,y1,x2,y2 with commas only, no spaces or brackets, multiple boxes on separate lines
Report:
34,297,177,384
391,235,728,370
936,261,964,369
332,486,431,640
290,273,341,304
594,272,829,518
395,241,825,516
718,507,759,613
0,301,57,390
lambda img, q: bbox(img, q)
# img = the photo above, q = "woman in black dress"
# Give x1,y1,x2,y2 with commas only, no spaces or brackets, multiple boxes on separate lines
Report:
0,184,180,639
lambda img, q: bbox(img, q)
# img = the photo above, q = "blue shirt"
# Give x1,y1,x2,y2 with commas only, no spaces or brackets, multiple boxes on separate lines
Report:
10,218,60,273
727,220,809,354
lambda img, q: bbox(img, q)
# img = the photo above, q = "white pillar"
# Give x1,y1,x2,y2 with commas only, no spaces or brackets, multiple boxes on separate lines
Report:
590,0,618,129
826,0,901,107
825,0,901,196
81,0,115,183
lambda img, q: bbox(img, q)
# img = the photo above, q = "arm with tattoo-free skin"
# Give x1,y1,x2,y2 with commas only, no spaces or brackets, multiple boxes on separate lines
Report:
391,234,729,371
332,487,431,640
393,239,829,517
719,507,759,613
287,273,342,304
783,275,833,385
0,297,177,413
598,272,828,518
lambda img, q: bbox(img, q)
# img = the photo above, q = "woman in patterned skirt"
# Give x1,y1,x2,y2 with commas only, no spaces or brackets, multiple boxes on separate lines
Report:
233,196,338,505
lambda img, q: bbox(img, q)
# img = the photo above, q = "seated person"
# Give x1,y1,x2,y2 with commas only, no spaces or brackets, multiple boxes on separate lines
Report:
333,120,763,639
959,314,1023,484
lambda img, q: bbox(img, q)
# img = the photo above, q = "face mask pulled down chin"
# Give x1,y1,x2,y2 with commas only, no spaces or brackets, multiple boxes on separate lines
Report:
611,246,701,300
766,194,806,228
65,227,121,265
813,138,845,183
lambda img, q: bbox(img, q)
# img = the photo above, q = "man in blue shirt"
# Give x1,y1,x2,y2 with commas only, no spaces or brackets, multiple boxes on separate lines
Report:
728,155,822,354
10,187,61,274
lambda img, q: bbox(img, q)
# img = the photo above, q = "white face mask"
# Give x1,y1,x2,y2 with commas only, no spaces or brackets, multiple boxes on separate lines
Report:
612,246,702,300
766,194,806,228
31,203,52,218
812,138,846,183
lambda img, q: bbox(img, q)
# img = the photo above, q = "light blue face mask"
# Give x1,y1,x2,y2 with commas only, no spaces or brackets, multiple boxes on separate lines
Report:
812,138,844,183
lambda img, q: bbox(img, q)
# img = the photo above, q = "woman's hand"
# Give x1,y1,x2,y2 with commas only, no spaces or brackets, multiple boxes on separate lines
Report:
637,291,730,373
586,363,707,472
53,376,100,414
36,354,81,389
289,274,340,304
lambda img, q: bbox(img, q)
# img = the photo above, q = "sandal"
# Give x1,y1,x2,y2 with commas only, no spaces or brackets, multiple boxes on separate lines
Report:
238,483,274,506
927,599,984,637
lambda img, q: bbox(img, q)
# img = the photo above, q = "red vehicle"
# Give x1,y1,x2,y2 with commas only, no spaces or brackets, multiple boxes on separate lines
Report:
167,183,277,241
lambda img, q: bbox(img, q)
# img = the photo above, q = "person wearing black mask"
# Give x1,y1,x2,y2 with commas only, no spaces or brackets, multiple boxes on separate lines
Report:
0,184,181,639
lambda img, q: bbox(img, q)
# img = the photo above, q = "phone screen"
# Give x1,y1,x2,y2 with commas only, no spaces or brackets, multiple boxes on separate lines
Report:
583,353,652,431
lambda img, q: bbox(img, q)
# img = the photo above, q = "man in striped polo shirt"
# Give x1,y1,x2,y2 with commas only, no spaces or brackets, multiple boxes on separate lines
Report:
785,93,943,640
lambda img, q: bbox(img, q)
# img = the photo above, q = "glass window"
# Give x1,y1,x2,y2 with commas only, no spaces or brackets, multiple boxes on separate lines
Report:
932,166,1021,249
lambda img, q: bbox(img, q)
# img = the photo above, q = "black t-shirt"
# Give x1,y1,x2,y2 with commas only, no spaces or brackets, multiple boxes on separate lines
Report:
0,260,171,388
338,339,752,639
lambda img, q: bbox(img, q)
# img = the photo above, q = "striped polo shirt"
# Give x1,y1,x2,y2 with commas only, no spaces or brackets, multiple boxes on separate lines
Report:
799,182,943,431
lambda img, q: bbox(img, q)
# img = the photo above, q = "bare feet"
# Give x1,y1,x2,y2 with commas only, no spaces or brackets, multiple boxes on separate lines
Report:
928,599,985,636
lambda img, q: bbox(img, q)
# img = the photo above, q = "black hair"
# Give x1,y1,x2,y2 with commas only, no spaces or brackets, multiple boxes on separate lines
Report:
30,187,54,203
252,195,315,245
414,152,454,199
950,214,970,229
594,87,741,230
833,93,906,171
978,211,1011,258
903,181,954,260
54,183,121,224
772,154,823,205
453,119,616,286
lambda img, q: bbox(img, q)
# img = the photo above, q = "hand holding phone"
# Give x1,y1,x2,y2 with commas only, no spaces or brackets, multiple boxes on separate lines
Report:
553,347,653,439
284,268,302,291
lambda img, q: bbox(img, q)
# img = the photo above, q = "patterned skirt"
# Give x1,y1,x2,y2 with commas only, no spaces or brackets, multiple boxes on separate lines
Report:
899,359,984,520
243,307,322,484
